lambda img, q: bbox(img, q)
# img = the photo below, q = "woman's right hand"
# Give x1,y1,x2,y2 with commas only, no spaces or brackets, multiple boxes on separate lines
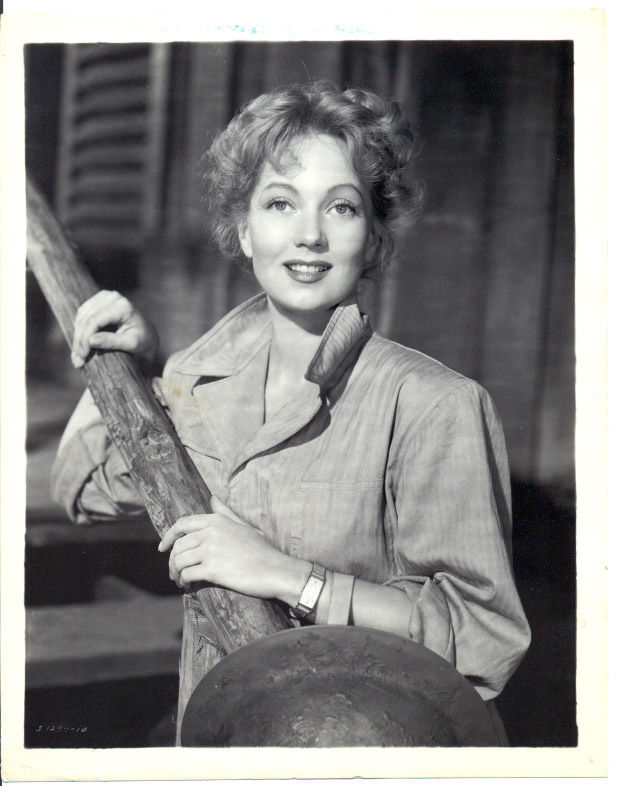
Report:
71,290,158,369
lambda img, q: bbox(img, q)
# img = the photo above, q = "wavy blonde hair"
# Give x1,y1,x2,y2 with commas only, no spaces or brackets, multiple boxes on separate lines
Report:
203,80,423,272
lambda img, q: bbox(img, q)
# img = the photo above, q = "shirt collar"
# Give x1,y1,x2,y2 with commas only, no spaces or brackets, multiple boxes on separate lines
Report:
172,292,372,390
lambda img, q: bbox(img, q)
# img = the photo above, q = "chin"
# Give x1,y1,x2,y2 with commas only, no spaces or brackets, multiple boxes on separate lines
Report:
282,294,348,315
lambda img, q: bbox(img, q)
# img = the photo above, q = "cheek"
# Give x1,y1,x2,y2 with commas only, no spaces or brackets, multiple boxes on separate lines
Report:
250,219,288,260
339,223,372,259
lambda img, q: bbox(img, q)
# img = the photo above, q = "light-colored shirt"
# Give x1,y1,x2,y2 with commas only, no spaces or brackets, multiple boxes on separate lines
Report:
52,293,530,701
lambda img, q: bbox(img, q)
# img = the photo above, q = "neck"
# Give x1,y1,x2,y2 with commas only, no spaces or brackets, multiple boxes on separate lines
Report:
266,298,334,381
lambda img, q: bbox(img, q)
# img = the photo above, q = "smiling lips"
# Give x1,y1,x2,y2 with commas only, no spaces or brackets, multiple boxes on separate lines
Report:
284,261,332,284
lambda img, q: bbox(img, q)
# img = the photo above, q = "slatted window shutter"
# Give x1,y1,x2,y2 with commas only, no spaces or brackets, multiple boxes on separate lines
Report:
55,44,169,252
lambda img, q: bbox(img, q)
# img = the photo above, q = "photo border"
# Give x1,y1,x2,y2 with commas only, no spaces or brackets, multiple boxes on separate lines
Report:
1,7,607,781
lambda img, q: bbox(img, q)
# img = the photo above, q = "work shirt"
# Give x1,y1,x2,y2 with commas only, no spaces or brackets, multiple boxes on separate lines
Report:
52,293,530,717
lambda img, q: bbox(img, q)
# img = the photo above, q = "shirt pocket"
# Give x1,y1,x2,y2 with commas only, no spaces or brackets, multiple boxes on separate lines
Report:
292,477,389,581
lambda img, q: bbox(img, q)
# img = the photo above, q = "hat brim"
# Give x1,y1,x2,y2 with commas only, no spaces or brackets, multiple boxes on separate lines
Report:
181,625,502,747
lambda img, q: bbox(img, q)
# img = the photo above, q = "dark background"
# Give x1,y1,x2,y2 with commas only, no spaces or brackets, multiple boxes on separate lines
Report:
24,41,575,747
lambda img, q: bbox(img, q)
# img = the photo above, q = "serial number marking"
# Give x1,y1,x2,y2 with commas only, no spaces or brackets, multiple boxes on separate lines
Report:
34,724,88,733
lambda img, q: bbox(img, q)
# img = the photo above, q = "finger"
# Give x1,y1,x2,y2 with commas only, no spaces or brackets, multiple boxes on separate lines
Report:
168,557,183,588
170,533,200,556
178,564,206,588
158,516,211,552
73,290,116,325
73,292,132,360
168,549,195,584
88,330,141,353
169,553,194,589
77,297,131,342
173,547,203,573
71,350,86,369
73,291,121,340
74,290,126,326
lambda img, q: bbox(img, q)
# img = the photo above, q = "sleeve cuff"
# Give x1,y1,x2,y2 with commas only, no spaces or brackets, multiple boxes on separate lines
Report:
383,575,454,662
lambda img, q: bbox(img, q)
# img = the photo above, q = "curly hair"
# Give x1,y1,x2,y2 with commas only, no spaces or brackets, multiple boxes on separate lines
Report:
203,80,423,272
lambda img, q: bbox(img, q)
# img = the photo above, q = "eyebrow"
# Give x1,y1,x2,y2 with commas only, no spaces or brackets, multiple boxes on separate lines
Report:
260,182,364,198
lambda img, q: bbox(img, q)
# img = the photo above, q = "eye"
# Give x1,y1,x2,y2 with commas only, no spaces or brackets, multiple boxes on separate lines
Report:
330,200,357,217
267,198,291,212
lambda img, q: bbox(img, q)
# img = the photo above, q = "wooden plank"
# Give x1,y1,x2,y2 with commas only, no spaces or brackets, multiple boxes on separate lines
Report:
26,177,291,660
26,590,183,688
26,517,158,547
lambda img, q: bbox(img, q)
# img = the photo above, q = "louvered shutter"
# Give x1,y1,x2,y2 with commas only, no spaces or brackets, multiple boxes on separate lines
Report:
55,44,169,251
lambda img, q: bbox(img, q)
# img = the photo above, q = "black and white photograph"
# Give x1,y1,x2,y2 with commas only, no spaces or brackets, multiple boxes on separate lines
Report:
0,7,607,782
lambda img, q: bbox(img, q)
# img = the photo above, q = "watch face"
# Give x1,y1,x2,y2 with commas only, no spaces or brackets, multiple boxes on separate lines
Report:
292,567,326,618
302,575,323,606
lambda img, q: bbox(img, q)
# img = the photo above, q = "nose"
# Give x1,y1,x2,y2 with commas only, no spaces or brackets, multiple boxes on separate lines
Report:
294,210,326,249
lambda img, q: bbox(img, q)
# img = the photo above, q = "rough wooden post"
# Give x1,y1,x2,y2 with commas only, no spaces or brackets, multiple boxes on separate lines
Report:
26,176,290,655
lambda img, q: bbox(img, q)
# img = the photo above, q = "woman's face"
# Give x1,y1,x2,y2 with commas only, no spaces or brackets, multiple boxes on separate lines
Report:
238,133,375,324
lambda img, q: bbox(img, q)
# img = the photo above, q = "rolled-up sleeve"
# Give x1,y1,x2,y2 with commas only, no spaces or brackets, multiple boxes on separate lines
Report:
51,389,149,524
385,379,530,699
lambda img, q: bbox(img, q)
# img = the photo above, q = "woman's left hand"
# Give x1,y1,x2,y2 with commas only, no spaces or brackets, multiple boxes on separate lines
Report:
158,495,309,602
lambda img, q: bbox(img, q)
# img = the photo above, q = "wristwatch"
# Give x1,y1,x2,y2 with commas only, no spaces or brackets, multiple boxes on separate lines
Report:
289,563,326,619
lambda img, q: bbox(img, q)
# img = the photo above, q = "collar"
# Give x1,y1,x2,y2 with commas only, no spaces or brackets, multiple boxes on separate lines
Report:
172,292,373,390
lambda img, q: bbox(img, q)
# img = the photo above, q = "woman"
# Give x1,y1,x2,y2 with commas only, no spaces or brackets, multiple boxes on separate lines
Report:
52,81,530,742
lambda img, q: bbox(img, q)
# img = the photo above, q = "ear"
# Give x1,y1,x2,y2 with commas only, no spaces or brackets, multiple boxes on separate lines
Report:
238,220,253,259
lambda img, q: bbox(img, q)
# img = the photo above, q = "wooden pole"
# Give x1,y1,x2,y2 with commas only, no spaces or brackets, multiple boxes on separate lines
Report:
26,176,290,655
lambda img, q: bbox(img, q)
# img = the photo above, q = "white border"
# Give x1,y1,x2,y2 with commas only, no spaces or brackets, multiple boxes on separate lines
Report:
0,7,607,781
